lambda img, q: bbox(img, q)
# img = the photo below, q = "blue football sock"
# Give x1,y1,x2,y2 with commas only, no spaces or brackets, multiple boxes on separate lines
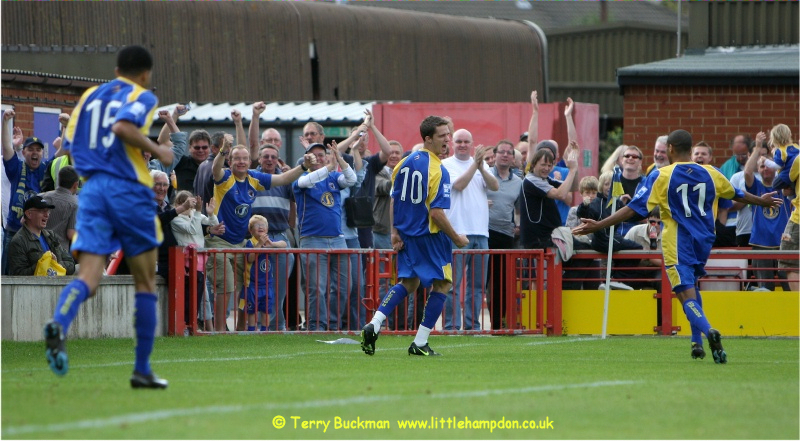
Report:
53,279,90,334
133,293,157,376
682,298,711,339
247,326,256,331
690,290,704,345
690,324,703,346
377,284,409,317
421,292,447,329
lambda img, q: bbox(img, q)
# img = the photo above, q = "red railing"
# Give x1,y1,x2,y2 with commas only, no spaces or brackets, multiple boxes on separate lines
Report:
167,247,557,336
167,246,797,337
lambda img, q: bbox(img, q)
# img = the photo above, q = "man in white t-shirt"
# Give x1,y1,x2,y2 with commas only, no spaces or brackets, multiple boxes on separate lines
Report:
440,129,499,330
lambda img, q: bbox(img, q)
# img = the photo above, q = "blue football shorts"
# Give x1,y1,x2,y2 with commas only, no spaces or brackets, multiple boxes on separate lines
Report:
72,173,161,257
396,232,453,288
238,286,274,315
666,263,707,294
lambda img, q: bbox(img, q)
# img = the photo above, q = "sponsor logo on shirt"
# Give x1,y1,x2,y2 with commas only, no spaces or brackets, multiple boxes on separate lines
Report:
321,192,335,207
235,204,250,218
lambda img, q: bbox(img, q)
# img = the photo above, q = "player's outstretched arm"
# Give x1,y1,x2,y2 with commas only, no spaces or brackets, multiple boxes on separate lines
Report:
572,205,636,236
734,190,784,209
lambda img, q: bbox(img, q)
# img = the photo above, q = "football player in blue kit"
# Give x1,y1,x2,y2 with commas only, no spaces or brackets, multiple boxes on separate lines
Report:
574,129,783,363
44,46,175,387
361,116,469,356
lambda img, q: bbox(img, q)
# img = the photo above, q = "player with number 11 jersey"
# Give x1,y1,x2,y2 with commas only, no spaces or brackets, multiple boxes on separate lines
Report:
627,162,743,275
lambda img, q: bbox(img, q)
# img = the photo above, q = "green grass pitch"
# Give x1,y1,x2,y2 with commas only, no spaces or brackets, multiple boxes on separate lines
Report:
2,334,798,439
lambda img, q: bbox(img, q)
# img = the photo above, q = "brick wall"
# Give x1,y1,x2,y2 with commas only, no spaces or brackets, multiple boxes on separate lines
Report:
623,84,800,170
1,84,82,137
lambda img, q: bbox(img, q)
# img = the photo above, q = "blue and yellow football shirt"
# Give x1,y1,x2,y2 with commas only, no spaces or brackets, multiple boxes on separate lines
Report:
627,162,743,267
63,77,157,189
391,148,451,237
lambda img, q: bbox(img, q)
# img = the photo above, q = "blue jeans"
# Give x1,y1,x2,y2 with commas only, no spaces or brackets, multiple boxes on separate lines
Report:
299,236,349,331
268,231,295,331
373,232,391,251
345,237,366,330
444,234,489,330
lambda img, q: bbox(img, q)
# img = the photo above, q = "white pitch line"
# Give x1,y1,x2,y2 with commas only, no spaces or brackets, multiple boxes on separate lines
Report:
524,337,600,346
2,380,640,436
3,342,495,374
3,338,586,375
1,350,355,374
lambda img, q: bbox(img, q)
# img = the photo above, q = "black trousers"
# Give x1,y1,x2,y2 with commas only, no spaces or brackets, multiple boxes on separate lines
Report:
488,230,515,330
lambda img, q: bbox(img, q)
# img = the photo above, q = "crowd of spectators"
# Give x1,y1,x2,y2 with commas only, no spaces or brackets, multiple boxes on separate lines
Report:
2,93,797,331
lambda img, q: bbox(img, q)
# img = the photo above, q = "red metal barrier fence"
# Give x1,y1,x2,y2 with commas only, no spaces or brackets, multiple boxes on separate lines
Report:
167,247,797,337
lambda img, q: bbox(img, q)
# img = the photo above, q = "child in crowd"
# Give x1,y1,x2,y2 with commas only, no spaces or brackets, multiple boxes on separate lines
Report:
767,124,799,191
240,215,286,331
170,191,218,331
566,175,600,229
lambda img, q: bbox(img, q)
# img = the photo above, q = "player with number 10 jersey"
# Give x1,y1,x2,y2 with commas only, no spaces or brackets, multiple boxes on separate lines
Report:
391,147,452,286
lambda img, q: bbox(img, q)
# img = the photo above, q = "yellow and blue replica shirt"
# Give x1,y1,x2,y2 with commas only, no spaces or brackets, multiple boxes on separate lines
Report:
746,178,791,247
63,77,157,188
627,162,743,267
293,170,347,238
212,169,273,244
791,157,800,225
243,238,276,298
391,148,451,238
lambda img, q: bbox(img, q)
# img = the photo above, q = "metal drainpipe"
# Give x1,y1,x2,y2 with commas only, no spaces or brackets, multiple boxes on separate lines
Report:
520,20,549,103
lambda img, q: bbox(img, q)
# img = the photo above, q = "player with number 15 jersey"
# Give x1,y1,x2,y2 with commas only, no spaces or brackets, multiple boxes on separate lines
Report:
64,78,157,189
63,76,160,256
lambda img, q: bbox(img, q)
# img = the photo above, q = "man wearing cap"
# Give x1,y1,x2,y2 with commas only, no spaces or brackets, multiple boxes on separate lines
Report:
7,195,75,276
208,137,313,331
293,142,356,331
2,109,51,275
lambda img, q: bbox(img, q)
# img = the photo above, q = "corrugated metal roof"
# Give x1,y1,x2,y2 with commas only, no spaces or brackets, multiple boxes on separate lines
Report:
350,0,687,32
1,68,107,84
154,101,384,124
617,45,799,86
